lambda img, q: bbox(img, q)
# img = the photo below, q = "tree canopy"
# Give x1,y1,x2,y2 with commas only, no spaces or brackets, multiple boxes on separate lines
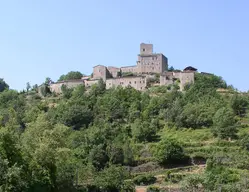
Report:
0,79,9,92
58,71,83,81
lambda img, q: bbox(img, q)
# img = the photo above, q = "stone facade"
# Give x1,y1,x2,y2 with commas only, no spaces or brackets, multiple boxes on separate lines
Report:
140,43,153,55
106,76,147,90
48,43,197,94
84,79,99,88
137,53,168,74
107,66,121,78
50,80,84,94
160,71,194,91
92,43,168,78
120,66,138,74
93,65,111,80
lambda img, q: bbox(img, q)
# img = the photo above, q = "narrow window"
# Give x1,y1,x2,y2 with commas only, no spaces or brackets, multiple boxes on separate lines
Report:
143,48,145,51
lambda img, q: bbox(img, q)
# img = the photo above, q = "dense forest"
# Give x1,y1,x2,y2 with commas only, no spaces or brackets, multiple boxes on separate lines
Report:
0,73,249,192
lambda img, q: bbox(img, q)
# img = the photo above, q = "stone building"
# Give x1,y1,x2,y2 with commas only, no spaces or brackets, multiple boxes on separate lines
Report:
84,79,99,88
107,66,121,78
48,43,197,93
120,66,137,74
92,43,168,79
92,65,112,81
136,43,168,74
160,71,195,91
50,79,84,94
106,76,147,90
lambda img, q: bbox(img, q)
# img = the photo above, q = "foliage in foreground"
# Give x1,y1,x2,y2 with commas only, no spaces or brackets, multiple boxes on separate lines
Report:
0,73,248,191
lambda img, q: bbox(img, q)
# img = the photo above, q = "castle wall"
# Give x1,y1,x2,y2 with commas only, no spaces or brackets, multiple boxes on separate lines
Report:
179,72,195,90
50,80,84,94
108,66,120,78
160,72,194,91
106,76,147,90
93,65,111,80
137,54,167,74
160,73,174,87
121,66,138,74
162,55,168,72
84,79,99,88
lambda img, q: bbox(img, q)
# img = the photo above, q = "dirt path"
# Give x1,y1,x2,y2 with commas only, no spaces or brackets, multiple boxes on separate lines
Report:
136,186,147,192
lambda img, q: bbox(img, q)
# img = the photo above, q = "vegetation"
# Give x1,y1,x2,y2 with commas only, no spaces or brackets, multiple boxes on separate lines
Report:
0,72,248,191
58,71,83,81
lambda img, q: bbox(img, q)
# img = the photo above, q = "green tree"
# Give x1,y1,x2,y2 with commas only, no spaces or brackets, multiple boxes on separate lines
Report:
230,94,248,117
94,165,130,192
71,84,85,99
61,84,73,99
168,66,175,71
26,82,31,92
154,137,186,165
21,114,74,191
58,71,83,81
0,78,9,92
56,104,93,130
132,119,157,142
211,107,238,139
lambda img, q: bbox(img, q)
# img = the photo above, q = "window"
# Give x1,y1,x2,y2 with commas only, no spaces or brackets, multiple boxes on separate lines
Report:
134,81,136,84
129,82,131,84
143,48,145,51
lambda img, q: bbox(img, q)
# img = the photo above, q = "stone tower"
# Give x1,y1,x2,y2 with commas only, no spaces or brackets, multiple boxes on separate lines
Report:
140,43,153,55
137,43,168,74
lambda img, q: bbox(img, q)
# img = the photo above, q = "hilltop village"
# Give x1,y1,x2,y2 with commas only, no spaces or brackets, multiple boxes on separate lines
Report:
50,43,197,94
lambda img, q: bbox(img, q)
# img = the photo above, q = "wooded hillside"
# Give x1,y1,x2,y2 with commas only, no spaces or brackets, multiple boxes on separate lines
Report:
0,73,248,192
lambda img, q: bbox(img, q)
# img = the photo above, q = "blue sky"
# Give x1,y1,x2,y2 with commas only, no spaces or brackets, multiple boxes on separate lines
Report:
0,0,248,91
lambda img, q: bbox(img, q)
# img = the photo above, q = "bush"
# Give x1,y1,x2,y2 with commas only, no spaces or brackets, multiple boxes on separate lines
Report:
147,186,160,192
166,173,187,183
239,133,249,151
211,107,238,139
133,174,157,185
180,174,204,192
154,137,186,165
121,180,135,192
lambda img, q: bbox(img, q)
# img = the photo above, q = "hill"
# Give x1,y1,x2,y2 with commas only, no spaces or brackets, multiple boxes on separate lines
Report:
0,73,248,192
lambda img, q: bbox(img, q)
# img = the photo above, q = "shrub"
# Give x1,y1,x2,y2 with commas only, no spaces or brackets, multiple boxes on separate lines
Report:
121,180,135,192
239,133,249,151
154,137,186,165
180,174,204,192
133,174,157,185
211,107,238,139
166,173,187,183
147,186,160,192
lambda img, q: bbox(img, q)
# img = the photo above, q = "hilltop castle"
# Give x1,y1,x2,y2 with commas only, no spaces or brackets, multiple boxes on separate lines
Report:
50,43,196,93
